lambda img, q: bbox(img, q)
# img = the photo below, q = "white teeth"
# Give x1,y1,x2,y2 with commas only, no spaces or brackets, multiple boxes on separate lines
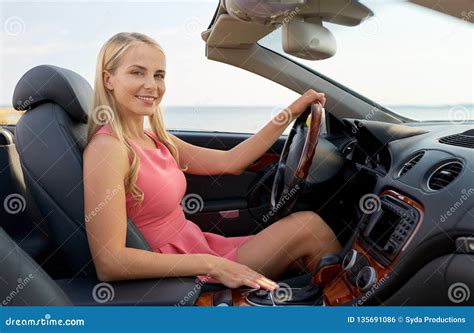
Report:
136,96,155,102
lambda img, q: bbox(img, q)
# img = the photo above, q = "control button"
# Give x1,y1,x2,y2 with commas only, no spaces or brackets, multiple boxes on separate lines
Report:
456,237,474,254
342,249,358,271
356,266,377,292
255,289,268,297
384,242,396,254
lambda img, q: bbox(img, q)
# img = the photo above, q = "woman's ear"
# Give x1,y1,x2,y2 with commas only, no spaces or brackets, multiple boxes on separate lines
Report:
103,70,113,91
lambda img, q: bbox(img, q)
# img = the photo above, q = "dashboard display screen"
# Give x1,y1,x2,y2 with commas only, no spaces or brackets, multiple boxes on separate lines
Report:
368,209,401,248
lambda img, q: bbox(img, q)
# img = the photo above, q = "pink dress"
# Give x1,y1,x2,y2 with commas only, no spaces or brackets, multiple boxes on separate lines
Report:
93,125,253,282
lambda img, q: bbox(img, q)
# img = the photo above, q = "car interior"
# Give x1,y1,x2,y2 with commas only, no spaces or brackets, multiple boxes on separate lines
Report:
1,0,472,306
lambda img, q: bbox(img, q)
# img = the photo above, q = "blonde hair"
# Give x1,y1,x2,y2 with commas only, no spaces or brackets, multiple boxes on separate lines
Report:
86,32,188,211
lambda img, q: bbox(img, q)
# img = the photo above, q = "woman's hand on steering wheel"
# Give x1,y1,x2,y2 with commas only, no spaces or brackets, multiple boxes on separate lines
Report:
287,89,326,121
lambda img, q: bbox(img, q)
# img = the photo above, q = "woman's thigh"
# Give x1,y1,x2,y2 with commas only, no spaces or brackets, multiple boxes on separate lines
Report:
236,211,340,280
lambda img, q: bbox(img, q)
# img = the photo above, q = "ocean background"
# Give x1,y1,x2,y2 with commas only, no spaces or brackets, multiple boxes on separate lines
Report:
159,105,474,134
2,105,473,133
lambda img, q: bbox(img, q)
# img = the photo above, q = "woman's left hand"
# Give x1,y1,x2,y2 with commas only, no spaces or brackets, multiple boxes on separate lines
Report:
286,89,326,122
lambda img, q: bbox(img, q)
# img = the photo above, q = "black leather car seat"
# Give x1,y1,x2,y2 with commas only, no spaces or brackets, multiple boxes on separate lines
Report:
11,65,162,276
0,227,72,305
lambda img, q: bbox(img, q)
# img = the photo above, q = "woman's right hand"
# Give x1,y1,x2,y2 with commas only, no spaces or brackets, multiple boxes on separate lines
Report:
209,256,279,291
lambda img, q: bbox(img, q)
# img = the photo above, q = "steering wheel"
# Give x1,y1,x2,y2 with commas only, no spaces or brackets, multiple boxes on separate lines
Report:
270,102,323,215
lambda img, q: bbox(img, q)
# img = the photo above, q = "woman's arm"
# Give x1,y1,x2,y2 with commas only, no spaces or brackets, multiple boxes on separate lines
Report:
169,89,326,176
83,133,277,290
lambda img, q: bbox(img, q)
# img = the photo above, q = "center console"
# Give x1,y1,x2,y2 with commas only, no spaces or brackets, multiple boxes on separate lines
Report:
194,189,423,306
323,189,424,305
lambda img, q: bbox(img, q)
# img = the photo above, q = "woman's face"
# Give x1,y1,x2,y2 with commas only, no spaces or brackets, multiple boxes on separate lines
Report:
103,42,166,117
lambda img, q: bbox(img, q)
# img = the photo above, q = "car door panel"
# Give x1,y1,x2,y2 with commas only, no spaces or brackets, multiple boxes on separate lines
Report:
171,130,285,236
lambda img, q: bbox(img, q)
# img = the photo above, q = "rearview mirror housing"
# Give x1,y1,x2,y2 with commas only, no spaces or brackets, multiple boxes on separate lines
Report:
282,16,337,60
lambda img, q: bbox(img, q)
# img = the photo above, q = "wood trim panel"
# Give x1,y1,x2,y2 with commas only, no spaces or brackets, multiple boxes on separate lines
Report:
323,189,424,306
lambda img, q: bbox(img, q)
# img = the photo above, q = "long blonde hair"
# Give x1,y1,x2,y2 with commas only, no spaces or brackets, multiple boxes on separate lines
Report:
86,32,187,211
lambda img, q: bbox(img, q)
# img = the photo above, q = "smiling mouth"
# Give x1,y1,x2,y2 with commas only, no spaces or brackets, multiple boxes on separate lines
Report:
136,95,157,103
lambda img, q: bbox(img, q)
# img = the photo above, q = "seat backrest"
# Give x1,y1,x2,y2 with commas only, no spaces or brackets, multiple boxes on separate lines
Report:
0,227,72,305
12,65,151,276
0,127,50,261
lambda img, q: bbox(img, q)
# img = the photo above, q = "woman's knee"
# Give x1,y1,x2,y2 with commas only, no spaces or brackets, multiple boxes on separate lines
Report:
289,211,341,250
289,211,326,235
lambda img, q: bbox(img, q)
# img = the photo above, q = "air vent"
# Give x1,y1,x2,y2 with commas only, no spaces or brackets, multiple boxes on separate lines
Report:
427,161,463,191
398,151,425,177
439,129,474,149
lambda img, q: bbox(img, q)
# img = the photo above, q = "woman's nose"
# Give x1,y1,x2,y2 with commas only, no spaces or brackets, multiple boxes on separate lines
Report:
143,75,157,90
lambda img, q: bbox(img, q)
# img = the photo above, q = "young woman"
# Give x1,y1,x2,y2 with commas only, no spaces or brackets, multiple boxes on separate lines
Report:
83,32,341,291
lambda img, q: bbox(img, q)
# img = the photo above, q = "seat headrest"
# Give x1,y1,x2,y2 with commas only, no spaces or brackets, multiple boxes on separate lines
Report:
12,65,92,124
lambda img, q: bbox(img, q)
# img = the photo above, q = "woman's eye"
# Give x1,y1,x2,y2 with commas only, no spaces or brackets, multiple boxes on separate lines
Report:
132,71,143,76
155,74,164,79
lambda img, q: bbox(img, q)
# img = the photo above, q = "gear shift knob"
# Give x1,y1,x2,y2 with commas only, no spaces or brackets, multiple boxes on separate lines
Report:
311,253,342,288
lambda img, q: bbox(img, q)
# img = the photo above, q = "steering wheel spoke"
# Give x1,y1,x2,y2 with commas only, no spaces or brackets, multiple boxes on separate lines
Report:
270,102,323,215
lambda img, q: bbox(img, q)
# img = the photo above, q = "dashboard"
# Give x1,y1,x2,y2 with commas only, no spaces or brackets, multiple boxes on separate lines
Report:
323,118,474,305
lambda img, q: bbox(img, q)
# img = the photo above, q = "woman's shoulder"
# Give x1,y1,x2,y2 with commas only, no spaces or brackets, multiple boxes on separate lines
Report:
84,126,129,172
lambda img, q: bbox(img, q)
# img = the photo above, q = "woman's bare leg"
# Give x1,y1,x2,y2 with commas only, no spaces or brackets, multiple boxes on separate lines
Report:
236,211,341,281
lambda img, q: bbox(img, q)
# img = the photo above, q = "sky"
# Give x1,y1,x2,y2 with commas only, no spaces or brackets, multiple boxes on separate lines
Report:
0,0,473,108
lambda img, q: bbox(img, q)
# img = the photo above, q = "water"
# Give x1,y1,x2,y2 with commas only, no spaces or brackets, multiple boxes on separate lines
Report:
2,105,473,131
158,105,474,134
